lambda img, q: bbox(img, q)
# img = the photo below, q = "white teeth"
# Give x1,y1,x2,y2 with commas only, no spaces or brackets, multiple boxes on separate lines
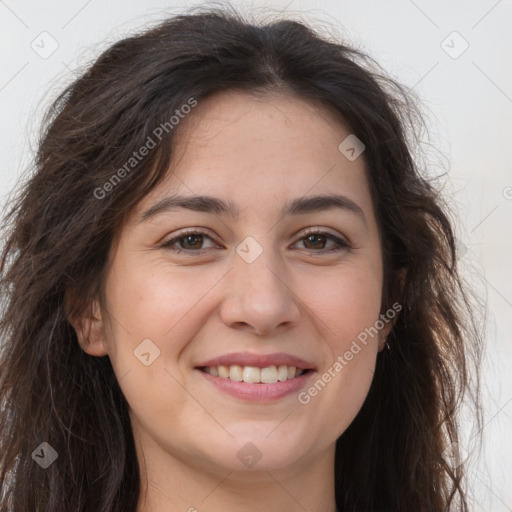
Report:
277,365,288,381
203,364,308,383
218,365,230,379
242,366,261,383
229,365,243,381
261,366,278,384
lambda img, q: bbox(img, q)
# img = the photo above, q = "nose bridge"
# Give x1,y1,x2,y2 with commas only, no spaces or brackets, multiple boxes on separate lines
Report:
234,233,287,301
220,233,300,334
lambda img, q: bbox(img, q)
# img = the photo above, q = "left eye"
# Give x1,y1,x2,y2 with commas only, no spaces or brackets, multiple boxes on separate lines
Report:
296,231,349,252
160,230,349,254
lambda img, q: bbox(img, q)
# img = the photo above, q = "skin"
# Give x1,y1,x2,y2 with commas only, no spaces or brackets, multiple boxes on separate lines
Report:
70,90,394,512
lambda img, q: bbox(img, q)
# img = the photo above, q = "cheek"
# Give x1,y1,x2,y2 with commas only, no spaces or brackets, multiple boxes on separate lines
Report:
105,256,228,347
305,259,383,346
101,258,227,407
296,261,382,429
101,265,209,443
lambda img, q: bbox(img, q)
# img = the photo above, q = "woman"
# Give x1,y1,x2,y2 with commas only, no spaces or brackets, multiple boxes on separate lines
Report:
0,5,482,511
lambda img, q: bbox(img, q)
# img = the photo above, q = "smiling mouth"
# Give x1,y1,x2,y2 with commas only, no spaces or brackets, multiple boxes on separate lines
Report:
197,364,312,384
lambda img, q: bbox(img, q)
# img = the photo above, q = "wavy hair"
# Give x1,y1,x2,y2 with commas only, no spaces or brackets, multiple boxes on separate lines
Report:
0,5,482,511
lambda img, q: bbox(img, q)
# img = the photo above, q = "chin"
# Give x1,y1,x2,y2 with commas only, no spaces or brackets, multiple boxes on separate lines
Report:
204,427,316,473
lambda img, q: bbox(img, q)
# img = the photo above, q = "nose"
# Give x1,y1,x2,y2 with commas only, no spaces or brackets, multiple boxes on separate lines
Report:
218,245,301,337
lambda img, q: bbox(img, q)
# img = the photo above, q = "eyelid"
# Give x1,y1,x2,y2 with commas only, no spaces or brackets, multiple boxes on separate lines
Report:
298,226,349,243
160,227,219,250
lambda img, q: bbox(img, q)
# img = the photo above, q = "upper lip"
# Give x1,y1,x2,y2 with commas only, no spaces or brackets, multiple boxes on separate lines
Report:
196,352,316,370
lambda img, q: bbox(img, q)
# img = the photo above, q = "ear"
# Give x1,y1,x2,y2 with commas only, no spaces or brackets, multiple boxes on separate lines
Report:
65,291,108,357
377,313,396,352
377,268,406,352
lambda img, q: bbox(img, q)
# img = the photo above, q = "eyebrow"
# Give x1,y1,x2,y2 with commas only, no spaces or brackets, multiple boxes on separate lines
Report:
138,193,367,227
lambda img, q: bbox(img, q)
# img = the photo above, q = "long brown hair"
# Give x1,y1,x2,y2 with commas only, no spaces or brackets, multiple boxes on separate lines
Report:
0,5,483,511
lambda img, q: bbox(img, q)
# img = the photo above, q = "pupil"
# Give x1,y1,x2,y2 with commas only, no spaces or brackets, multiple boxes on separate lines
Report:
182,234,202,249
306,234,324,249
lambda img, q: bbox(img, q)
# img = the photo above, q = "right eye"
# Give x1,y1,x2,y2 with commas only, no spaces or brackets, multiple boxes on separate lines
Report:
160,229,220,254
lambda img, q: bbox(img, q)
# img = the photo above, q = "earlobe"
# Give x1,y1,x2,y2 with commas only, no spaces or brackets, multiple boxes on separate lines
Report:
376,308,399,352
377,268,407,352
377,327,392,352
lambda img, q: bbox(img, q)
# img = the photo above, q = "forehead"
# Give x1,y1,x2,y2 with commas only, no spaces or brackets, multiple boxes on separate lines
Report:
172,90,351,171
132,90,373,223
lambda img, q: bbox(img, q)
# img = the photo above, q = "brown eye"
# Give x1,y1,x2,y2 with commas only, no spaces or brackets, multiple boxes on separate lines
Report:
161,230,217,253
178,234,204,250
303,233,327,250
295,230,350,253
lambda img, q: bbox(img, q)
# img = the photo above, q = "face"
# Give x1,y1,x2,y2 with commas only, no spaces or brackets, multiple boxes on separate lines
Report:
74,90,392,475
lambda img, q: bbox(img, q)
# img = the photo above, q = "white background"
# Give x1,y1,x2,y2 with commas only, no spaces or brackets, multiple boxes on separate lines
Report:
1,0,511,510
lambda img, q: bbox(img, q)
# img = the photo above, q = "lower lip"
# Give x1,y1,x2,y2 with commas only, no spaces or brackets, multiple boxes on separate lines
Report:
196,369,315,401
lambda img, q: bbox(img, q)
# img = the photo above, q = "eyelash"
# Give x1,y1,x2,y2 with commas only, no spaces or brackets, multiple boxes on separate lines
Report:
160,228,350,255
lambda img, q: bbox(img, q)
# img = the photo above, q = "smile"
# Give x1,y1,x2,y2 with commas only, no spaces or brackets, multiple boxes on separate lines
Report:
196,366,315,401
199,364,306,384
